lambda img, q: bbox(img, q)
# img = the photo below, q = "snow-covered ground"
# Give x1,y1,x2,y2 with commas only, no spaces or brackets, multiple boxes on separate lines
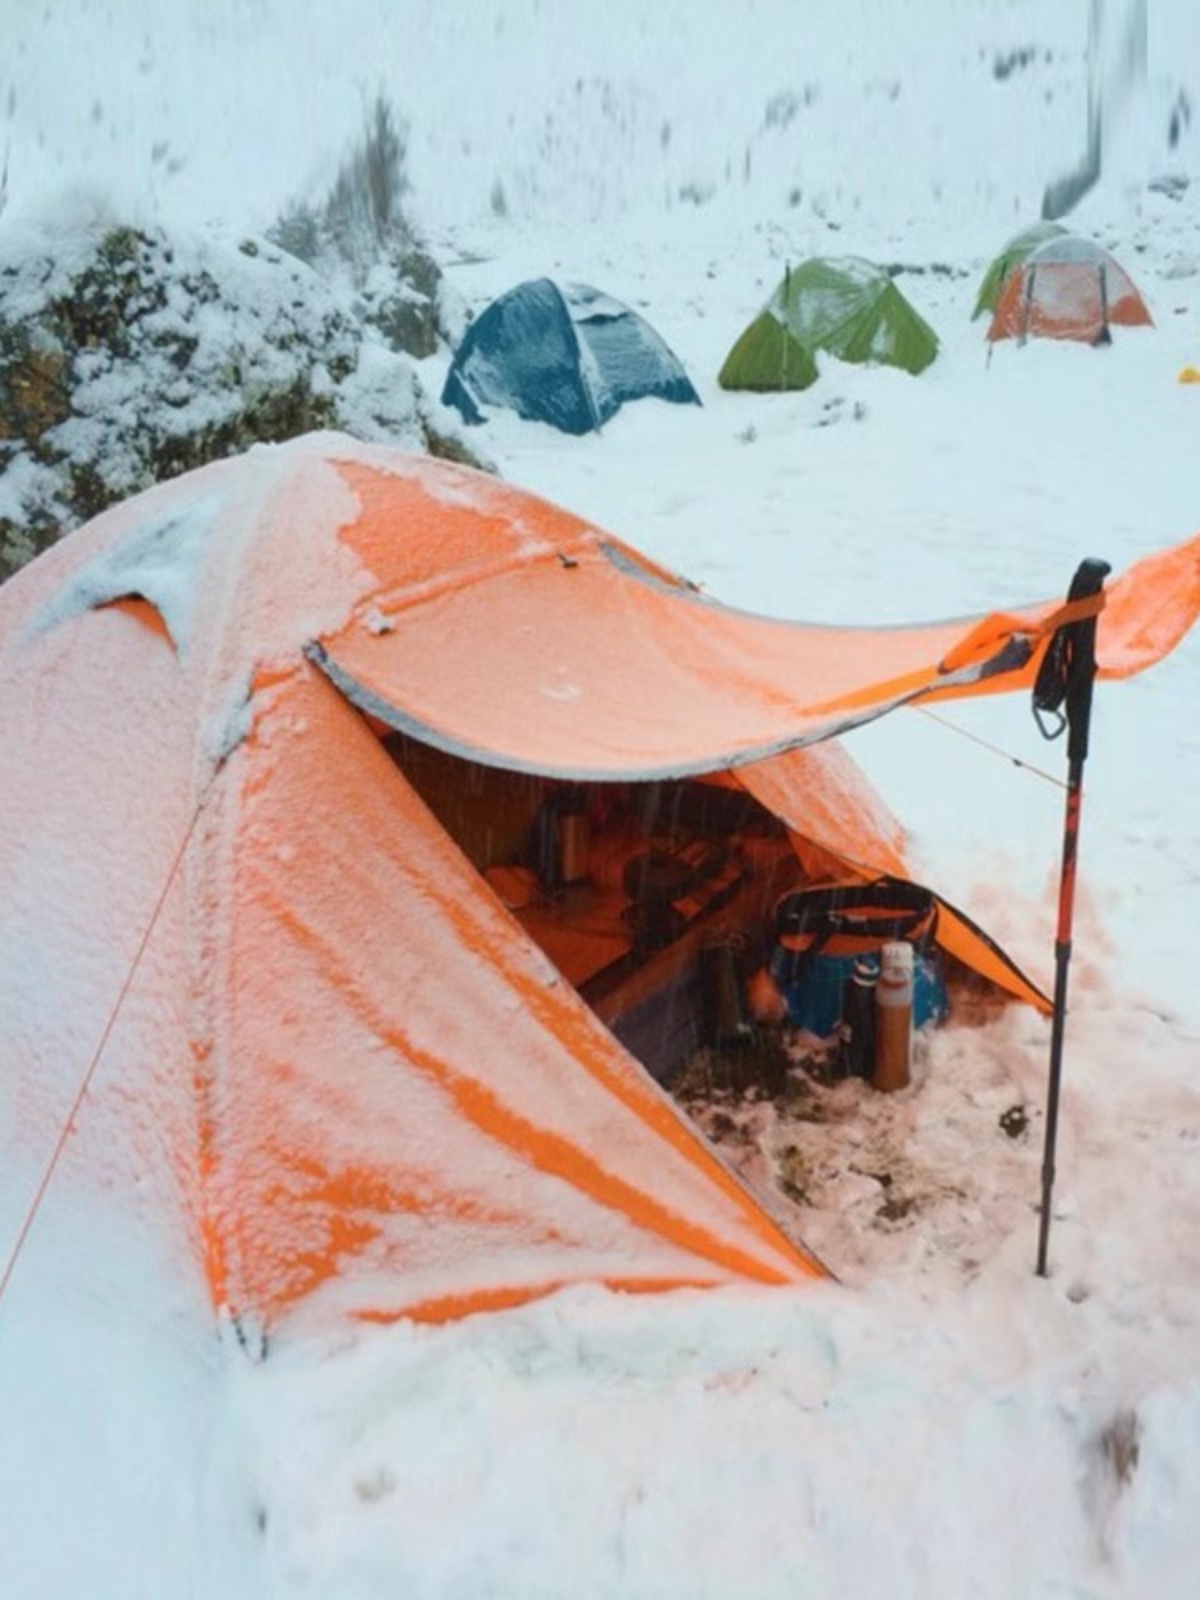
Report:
4,3,1200,1596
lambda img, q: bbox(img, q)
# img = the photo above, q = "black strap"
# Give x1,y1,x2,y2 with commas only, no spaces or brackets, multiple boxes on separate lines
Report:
775,877,937,953
1032,559,1112,757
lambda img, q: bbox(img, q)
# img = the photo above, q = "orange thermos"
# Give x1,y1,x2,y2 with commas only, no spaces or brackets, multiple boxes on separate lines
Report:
872,941,913,1093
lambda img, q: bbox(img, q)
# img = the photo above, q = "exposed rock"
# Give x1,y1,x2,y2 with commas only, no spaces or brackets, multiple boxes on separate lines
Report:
0,217,485,580
266,95,468,360
351,243,470,360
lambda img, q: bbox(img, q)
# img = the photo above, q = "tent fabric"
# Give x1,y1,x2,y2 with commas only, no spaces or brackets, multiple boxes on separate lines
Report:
315,457,1200,779
719,257,939,390
4,433,1199,1336
987,236,1153,345
972,222,1068,319
1,437,823,1340
216,669,821,1327
715,305,820,392
731,748,1049,1013
441,278,701,434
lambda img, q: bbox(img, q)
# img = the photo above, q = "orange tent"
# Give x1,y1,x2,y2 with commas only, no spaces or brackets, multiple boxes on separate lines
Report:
3,433,1198,1337
988,235,1153,346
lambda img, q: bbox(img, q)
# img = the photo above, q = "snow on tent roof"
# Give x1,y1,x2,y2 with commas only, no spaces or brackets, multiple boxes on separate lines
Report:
987,236,1153,345
561,283,629,322
1025,236,1112,267
972,221,1069,319
441,278,701,435
719,257,938,391
4,432,1199,1338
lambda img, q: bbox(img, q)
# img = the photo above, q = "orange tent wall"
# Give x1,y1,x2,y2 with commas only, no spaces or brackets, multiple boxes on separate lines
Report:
988,258,1153,344
205,665,824,1330
0,596,210,1305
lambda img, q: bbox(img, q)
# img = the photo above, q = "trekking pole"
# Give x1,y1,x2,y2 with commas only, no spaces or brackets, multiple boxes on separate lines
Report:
1032,557,1111,1277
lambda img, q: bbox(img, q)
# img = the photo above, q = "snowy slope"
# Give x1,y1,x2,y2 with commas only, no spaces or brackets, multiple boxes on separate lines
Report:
5,1,1198,241
3,4,1200,1598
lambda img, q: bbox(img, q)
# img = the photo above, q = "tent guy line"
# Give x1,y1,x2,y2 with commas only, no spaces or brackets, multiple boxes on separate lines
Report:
0,788,212,1309
912,705,1069,790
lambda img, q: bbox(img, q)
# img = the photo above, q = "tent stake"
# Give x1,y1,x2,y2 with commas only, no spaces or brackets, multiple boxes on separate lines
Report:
1033,557,1112,1277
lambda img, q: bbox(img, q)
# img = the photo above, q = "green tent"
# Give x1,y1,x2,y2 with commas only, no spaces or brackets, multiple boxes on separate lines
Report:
972,222,1068,319
718,257,938,391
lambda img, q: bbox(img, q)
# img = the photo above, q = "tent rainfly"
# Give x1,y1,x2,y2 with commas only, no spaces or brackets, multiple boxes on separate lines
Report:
987,235,1153,346
441,278,701,435
3,433,1199,1339
972,222,1069,319
719,257,939,391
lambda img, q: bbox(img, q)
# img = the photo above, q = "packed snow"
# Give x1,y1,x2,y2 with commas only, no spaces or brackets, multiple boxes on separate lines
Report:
3,2,1200,1597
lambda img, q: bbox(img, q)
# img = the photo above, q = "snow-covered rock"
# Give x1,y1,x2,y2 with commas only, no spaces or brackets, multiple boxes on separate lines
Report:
0,215,481,579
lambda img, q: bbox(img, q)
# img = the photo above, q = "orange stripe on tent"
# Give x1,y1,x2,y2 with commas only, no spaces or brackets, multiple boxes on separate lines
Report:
100,596,176,646
243,682,818,1282
230,865,819,1307
204,668,822,1330
356,1275,732,1327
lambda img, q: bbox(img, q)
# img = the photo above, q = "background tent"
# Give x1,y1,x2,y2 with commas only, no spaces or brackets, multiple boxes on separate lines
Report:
972,221,1068,318
4,434,1199,1344
716,289,820,392
719,257,939,391
987,235,1153,345
441,277,701,434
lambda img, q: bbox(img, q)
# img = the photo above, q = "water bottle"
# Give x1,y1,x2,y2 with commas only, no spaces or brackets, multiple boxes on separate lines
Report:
872,941,914,1093
838,956,879,1079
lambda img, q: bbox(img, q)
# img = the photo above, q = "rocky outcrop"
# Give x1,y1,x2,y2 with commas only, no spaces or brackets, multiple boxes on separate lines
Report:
0,217,482,580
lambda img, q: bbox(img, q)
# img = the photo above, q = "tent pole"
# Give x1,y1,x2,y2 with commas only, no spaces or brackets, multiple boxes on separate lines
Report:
1033,557,1111,1277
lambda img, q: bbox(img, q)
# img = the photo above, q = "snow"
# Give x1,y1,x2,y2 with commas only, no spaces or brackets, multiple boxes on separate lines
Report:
4,2,1200,1597
1033,234,1115,264
24,495,225,653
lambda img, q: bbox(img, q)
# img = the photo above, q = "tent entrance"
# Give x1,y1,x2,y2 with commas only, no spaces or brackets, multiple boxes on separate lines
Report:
381,732,802,1083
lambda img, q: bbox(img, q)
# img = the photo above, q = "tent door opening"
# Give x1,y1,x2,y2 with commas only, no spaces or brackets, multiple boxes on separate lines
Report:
380,732,803,1083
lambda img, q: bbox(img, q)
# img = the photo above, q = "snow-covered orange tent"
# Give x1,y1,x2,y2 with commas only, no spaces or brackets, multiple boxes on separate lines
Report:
987,235,1153,346
2,433,1198,1337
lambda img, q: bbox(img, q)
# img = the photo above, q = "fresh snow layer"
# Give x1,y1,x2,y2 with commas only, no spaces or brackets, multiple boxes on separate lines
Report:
3,3,1200,1598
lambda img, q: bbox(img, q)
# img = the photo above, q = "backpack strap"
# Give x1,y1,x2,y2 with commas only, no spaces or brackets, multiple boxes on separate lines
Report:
774,878,937,956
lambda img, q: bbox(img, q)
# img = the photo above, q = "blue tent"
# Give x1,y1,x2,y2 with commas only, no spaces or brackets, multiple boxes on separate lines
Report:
441,278,701,434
